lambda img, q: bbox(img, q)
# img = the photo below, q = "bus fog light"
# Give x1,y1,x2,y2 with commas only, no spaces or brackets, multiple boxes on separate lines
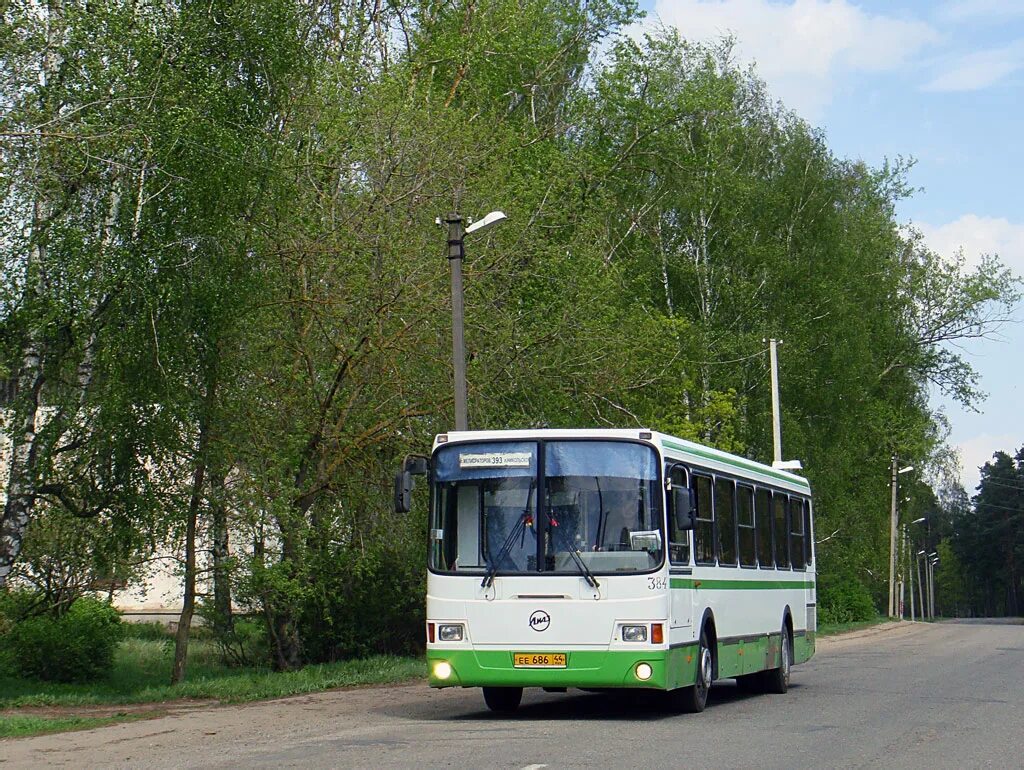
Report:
438,624,464,642
622,625,648,642
433,661,453,680
635,662,653,681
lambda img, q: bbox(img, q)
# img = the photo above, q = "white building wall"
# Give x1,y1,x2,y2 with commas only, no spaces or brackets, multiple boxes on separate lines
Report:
1,408,189,617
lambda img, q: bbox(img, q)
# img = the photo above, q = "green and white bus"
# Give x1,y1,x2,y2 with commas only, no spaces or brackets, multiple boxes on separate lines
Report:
395,428,816,713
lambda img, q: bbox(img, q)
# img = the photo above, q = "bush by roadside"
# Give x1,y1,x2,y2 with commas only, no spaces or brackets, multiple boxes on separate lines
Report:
3,596,122,683
818,568,878,626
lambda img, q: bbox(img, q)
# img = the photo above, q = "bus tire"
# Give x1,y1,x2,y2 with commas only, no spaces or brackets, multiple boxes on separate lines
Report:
667,628,712,713
763,624,792,694
483,686,523,713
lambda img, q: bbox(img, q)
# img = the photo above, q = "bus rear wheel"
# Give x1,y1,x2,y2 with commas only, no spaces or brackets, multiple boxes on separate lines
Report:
483,686,523,714
762,624,792,694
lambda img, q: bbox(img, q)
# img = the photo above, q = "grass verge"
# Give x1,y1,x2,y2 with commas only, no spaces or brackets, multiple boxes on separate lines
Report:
817,615,891,637
0,714,141,739
1,639,426,709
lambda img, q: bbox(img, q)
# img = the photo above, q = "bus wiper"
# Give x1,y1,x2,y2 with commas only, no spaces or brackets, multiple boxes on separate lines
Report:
481,483,535,589
547,513,600,589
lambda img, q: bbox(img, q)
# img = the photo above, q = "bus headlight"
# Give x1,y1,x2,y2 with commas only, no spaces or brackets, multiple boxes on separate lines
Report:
622,624,648,642
433,661,453,680
635,662,653,681
438,624,465,642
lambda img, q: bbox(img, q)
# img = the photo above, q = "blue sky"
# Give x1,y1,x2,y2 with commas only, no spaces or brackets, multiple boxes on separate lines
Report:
632,0,1024,494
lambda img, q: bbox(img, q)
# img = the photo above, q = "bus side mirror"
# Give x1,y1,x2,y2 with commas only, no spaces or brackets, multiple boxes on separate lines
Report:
394,455,428,513
673,487,696,531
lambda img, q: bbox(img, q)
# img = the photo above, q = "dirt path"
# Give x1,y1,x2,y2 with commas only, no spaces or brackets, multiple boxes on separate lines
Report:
0,699,219,722
1,681,438,767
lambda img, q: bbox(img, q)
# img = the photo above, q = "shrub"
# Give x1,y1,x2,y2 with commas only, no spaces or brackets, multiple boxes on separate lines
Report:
5,597,123,682
0,588,41,629
294,537,426,663
121,621,175,642
818,575,878,626
0,589,44,675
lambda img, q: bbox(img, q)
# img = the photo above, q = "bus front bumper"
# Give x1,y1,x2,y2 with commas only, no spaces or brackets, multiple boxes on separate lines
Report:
427,646,699,690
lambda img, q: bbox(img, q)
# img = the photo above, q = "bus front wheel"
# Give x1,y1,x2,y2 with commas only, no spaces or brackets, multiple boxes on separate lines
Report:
667,628,712,713
483,686,523,714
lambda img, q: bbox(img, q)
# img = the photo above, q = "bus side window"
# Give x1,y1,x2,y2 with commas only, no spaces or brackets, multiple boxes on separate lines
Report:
692,474,715,565
714,477,737,566
756,488,773,569
790,497,806,570
668,465,690,565
773,493,790,569
805,501,814,567
737,485,756,567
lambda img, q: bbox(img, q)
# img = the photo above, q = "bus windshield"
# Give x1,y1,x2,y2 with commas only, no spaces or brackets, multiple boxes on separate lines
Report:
430,440,663,575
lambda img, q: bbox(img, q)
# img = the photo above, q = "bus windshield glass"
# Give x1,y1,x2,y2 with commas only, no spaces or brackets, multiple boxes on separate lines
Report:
430,440,663,575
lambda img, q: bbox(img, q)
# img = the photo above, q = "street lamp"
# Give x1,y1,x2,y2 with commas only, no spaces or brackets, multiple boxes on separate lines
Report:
909,518,928,620
921,550,938,620
888,460,915,618
442,211,507,432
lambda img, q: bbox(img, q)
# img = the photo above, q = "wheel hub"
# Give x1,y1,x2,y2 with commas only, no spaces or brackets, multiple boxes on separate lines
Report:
699,646,713,688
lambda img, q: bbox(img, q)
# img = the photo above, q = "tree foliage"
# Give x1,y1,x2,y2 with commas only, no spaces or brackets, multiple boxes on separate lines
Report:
946,449,1024,616
2,5,1020,671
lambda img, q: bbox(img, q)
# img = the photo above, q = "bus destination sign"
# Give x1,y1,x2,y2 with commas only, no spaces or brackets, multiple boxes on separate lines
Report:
459,452,532,469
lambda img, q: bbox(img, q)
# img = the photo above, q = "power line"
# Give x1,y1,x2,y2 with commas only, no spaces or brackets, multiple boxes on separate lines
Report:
972,500,1024,515
974,476,1024,493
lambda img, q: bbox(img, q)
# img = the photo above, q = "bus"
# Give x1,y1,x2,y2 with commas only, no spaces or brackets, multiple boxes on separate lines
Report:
394,428,816,713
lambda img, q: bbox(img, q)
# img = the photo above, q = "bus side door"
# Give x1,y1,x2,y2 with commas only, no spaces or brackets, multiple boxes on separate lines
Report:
667,463,692,630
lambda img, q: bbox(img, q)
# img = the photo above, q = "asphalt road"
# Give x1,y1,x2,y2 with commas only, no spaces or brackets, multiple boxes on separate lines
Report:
3,620,1023,769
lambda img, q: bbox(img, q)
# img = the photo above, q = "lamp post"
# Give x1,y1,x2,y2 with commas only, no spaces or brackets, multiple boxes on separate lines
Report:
916,550,927,619
902,524,913,620
909,517,926,621
443,211,507,431
928,552,939,619
888,459,914,618
763,338,803,473
769,338,782,464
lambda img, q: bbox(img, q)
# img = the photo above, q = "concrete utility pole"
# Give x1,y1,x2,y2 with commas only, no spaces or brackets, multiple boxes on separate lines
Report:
445,214,468,431
928,555,937,619
888,459,914,618
916,551,926,619
443,210,507,432
906,526,915,621
769,338,782,464
888,456,898,618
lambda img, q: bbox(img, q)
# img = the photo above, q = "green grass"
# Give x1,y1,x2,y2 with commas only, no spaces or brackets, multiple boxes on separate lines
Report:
0,637,426,710
0,714,137,739
817,615,890,637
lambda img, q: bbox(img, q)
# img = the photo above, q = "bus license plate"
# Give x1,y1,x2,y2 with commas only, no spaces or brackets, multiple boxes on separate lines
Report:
513,652,567,668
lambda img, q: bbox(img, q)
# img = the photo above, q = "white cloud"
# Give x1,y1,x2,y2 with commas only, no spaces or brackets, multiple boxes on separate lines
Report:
922,42,1024,91
639,0,939,119
956,433,1018,493
917,214,1024,275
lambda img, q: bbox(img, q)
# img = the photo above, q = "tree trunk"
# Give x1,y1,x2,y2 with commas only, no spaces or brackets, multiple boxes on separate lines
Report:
1,0,67,587
170,463,202,684
267,519,304,671
0,201,49,588
171,372,217,685
209,462,234,636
